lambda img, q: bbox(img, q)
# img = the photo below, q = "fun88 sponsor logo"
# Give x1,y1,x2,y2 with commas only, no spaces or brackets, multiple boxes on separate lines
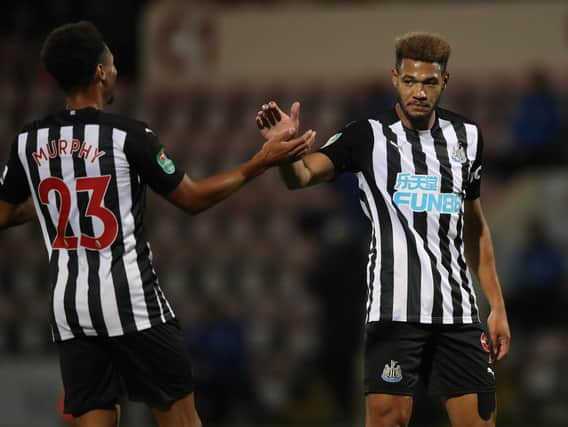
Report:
393,173,462,214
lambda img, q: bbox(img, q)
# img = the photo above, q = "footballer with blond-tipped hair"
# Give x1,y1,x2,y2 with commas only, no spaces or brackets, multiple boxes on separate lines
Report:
256,32,510,427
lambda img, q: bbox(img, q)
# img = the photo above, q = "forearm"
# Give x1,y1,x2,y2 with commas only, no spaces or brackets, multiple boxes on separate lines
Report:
279,160,312,189
195,159,264,211
278,152,334,189
169,158,265,215
465,219,506,311
463,198,510,356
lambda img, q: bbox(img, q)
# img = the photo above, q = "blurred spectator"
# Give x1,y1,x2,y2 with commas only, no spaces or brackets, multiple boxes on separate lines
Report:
344,79,394,123
507,68,564,172
508,217,566,329
184,296,251,424
520,330,568,425
306,217,367,422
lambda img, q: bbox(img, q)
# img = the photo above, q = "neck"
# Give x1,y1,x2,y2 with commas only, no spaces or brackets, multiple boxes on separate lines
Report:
65,87,105,111
395,103,436,131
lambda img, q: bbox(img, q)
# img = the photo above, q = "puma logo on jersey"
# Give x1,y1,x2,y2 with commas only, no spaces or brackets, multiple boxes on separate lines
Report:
388,139,399,149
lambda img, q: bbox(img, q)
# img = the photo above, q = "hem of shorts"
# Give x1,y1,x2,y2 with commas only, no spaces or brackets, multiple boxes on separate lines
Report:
131,389,194,411
69,401,118,418
364,390,415,397
428,387,496,397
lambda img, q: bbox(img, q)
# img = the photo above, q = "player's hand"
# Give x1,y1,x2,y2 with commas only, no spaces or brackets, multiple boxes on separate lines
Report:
256,101,300,141
255,127,316,167
487,307,510,362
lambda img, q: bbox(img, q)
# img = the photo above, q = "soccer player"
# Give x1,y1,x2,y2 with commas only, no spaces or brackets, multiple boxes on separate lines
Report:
256,32,510,427
0,21,315,427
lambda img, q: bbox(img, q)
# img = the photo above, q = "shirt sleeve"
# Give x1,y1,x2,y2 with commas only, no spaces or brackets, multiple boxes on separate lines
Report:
0,140,31,204
123,127,185,196
317,120,373,175
464,126,483,200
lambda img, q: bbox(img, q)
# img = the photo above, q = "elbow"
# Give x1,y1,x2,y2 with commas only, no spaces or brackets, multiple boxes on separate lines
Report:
184,197,214,216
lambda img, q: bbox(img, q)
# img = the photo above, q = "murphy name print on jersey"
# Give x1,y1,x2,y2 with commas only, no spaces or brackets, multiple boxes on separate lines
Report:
0,108,184,342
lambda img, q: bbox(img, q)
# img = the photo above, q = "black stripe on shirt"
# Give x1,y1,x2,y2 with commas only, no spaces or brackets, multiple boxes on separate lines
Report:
382,124,422,321
129,170,162,326
451,121,479,321
98,125,136,333
48,125,84,337
401,126,444,323
25,130,63,341
72,124,108,336
432,125,463,323
359,189,377,322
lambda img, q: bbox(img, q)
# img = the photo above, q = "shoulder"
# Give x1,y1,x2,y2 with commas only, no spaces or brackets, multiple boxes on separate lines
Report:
438,108,484,149
17,111,156,138
97,112,156,138
322,119,373,148
18,119,44,134
373,108,400,126
341,118,378,138
437,107,479,129
343,119,373,134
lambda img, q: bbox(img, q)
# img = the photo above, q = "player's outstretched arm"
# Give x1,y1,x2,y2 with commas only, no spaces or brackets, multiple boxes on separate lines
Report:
0,198,36,231
256,101,335,189
464,199,510,362
166,128,315,215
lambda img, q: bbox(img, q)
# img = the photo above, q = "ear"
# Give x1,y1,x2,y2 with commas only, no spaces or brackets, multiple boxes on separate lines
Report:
391,68,399,89
442,72,450,90
94,63,106,83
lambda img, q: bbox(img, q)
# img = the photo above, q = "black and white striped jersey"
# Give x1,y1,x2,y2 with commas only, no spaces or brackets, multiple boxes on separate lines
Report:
0,107,184,341
320,108,483,325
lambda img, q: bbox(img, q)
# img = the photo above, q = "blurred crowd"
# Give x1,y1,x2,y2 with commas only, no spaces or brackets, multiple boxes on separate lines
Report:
1,1,568,426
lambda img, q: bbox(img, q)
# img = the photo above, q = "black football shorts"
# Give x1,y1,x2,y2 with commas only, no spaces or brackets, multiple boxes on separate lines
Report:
57,319,194,417
364,321,496,396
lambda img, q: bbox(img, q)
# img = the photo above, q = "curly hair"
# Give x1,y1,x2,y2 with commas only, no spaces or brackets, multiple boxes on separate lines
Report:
40,21,106,94
395,32,451,72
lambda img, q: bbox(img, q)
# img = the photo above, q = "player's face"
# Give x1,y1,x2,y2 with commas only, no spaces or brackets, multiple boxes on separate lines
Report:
392,58,448,123
101,48,117,105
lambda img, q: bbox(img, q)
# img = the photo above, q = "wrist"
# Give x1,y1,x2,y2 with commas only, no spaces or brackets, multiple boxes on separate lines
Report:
489,301,507,313
242,156,267,180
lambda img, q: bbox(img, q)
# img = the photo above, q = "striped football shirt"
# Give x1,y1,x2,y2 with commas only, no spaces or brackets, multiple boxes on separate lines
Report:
319,108,483,324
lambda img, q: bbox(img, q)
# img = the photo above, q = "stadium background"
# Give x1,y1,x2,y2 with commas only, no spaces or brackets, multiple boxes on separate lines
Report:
0,0,567,426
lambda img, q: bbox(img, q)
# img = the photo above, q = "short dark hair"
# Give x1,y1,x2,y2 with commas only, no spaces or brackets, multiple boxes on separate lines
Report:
40,21,106,94
395,32,451,72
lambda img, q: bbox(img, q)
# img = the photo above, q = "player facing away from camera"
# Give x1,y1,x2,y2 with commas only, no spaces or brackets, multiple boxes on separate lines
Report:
0,21,315,427
256,32,510,427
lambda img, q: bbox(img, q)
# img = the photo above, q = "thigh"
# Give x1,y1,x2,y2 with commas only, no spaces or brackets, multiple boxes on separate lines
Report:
76,408,120,427
366,394,413,427
152,392,202,427
111,319,194,410
57,337,122,417
364,322,430,396
429,324,496,397
445,393,496,427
